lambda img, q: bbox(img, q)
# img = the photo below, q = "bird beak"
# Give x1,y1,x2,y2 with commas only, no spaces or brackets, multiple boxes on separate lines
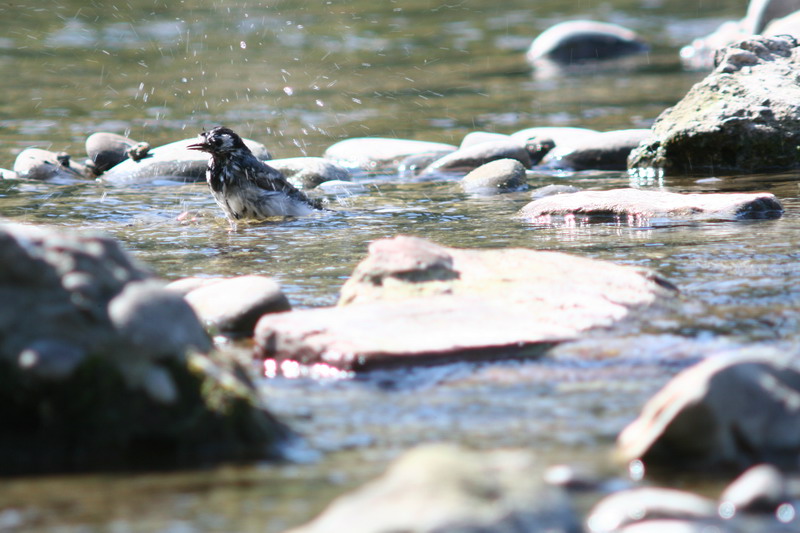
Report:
186,141,206,151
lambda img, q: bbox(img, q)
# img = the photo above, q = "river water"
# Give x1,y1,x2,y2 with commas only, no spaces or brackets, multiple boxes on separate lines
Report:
2,0,799,531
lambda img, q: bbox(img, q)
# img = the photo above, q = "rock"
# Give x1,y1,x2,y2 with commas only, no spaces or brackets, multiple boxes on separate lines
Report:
165,276,223,296
268,157,351,189
586,488,717,532
511,127,598,164
527,20,649,76
183,275,291,336
680,0,800,70
530,184,582,199
397,150,457,177
540,129,651,171
253,236,676,370
719,464,788,513
420,139,532,176
0,168,18,179
13,148,88,181
287,443,581,533
616,349,800,472
460,158,527,194
764,9,800,38
85,132,148,175
630,36,800,176
101,136,271,185
459,131,514,149
517,188,783,223
323,137,457,172
0,223,288,474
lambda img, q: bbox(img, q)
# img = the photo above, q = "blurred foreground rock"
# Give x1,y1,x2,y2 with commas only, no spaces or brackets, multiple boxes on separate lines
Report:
617,349,800,472
288,443,581,533
254,235,677,370
0,223,288,474
517,188,783,223
629,36,800,176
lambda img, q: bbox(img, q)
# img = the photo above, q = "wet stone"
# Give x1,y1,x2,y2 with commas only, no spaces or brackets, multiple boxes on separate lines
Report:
13,148,88,181
268,157,351,189
182,275,291,336
101,136,271,185
84,132,145,175
460,158,527,195
617,348,800,472
420,139,532,177
586,488,717,533
287,443,581,533
323,137,457,172
539,129,651,171
720,464,788,513
517,188,783,223
253,235,677,370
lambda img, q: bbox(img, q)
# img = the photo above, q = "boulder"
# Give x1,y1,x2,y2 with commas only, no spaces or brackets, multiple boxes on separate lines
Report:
460,158,527,194
630,36,800,176
269,157,351,189
253,236,676,370
323,137,457,172
617,349,800,472
101,136,271,185
287,443,580,533
13,148,88,181
517,188,783,223
182,275,291,336
0,223,288,474
420,139,532,176
511,126,598,165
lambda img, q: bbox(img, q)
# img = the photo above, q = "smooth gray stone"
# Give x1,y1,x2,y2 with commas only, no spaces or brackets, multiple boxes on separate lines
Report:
420,139,532,176
460,158,527,195
287,444,581,533
0,168,17,179
511,126,598,164
102,136,271,185
540,129,651,171
254,236,676,370
632,36,800,176
587,488,717,533
182,275,291,336
324,137,457,171
617,348,800,471
13,148,87,181
527,20,648,72
269,157,351,189
517,188,783,222
85,132,147,174
459,131,514,149
397,150,456,177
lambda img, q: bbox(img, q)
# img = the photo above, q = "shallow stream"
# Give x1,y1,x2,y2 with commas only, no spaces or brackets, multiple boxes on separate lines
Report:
1,0,799,531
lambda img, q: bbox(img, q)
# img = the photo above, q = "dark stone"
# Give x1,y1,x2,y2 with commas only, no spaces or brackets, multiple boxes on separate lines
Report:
13,148,88,181
269,157,351,189
630,36,800,176
85,132,146,175
540,129,651,171
0,223,288,474
420,139,532,176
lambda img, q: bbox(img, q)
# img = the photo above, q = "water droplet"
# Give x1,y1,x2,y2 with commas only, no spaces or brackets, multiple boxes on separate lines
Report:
283,86,294,95
777,503,796,523
718,501,736,519
315,99,324,107
628,459,645,481
240,40,247,49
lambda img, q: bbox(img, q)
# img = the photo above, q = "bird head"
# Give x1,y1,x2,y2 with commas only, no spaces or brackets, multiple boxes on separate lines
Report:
187,126,248,154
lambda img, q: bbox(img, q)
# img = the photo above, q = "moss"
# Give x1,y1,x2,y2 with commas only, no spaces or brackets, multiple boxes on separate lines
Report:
0,353,288,475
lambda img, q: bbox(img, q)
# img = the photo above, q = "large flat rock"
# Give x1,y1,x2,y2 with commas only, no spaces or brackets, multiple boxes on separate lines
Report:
516,188,782,222
253,236,677,370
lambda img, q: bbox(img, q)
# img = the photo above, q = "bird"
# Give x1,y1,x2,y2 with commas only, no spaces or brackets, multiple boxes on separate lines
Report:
187,126,323,227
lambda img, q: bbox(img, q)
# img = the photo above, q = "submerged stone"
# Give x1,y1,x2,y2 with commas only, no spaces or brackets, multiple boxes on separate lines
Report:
101,136,271,185
630,36,800,176
287,443,580,533
253,236,676,370
517,188,783,223
0,223,288,474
